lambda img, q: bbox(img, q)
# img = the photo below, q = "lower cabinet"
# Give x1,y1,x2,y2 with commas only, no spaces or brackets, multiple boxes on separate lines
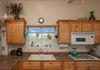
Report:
43,62,62,70
12,61,100,70
76,61,100,70
22,62,41,70
63,62,75,70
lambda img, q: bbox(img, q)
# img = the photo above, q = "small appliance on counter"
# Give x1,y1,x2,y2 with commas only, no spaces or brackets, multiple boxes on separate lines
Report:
16,48,23,56
70,48,78,57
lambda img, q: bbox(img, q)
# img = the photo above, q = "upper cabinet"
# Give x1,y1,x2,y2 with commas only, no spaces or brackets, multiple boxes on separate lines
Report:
81,21,93,32
93,21,100,44
6,19,26,44
57,20,100,44
70,21,81,32
57,21,70,44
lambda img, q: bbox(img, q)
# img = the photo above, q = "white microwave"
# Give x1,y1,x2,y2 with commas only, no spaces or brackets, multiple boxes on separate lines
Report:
71,32,94,45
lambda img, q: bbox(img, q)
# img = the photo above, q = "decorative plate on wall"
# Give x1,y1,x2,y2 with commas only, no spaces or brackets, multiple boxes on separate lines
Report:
38,17,44,24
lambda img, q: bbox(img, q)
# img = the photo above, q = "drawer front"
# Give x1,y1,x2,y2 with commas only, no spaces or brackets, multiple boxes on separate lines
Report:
43,68,61,70
22,62,41,67
43,67,62,70
22,68,40,70
43,62,62,67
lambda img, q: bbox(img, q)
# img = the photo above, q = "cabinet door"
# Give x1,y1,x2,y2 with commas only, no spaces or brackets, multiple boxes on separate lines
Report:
93,22,100,44
89,62,100,70
70,22,81,32
22,62,40,70
63,62,75,70
14,22,25,44
6,22,15,43
76,62,89,70
81,22,93,32
58,22,70,44
6,20,25,44
43,62,62,70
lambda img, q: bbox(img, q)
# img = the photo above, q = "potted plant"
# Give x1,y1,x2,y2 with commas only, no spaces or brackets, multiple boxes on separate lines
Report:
8,2,23,19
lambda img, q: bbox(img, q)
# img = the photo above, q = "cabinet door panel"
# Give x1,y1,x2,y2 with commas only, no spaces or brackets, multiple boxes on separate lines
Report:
63,62,75,70
71,22,81,32
58,22,70,44
6,19,25,44
89,62,100,70
93,22,100,44
43,62,62,70
82,22,93,32
6,23,15,43
76,62,89,70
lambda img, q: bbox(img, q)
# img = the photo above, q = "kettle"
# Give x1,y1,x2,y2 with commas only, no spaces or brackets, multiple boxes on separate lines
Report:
70,48,77,57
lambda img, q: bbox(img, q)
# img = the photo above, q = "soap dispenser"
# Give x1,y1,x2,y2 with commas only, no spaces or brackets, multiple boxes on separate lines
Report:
70,48,77,57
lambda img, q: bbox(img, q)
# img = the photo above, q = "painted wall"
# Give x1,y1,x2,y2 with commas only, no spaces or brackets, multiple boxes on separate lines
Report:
1,0,100,55
21,0,100,25
0,0,5,19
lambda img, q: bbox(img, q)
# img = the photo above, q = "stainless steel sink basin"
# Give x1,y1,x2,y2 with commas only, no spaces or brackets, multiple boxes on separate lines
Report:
28,54,56,60
69,54,100,60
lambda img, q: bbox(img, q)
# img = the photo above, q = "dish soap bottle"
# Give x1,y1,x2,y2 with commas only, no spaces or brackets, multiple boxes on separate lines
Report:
70,48,77,57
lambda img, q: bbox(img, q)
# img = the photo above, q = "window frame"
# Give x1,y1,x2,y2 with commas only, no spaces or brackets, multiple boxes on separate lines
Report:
27,25,56,48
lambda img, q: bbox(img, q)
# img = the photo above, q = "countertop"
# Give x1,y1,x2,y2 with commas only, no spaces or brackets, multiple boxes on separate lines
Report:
0,53,73,70
0,53,99,70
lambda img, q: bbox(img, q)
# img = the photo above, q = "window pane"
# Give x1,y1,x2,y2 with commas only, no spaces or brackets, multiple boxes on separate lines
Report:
29,27,41,33
28,27,55,33
28,27,56,48
42,28,55,33
28,33,42,47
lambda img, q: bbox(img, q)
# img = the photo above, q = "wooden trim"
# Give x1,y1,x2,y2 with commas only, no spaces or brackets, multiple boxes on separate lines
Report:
27,25,56,27
57,20,100,23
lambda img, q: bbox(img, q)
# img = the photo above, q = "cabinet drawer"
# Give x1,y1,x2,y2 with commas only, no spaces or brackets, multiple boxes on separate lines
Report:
43,62,62,67
43,68,61,70
22,68,40,70
22,62,40,67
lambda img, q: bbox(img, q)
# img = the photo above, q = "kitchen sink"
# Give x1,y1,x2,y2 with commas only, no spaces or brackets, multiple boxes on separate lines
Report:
28,54,56,60
69,54,100,60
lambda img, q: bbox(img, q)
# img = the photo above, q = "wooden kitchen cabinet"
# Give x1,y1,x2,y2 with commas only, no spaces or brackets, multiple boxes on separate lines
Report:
6,19,26,44
89,62,100,70
63,62,75,70
70,21,81,32
93,21,100,44
57,20,100,44
57,21,71,44
81,21,93,32
43,61,62,70
76,61,100,70
22,61,41,70
76,62,89,70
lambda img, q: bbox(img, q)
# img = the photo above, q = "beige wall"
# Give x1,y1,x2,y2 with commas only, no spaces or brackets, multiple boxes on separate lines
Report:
1,0,100,55
21,0,100,25
0,0,5,18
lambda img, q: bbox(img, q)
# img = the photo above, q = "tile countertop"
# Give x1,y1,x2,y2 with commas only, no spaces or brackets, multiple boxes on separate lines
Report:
0,53,100,70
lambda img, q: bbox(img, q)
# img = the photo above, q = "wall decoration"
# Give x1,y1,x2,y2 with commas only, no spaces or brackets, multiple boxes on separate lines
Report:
38,17,44,24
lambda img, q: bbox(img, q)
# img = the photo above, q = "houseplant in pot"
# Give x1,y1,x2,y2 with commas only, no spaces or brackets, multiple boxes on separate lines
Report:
8,2,23,19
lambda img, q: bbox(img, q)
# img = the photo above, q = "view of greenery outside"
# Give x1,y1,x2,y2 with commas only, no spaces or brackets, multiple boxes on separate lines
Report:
28,27,56,48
